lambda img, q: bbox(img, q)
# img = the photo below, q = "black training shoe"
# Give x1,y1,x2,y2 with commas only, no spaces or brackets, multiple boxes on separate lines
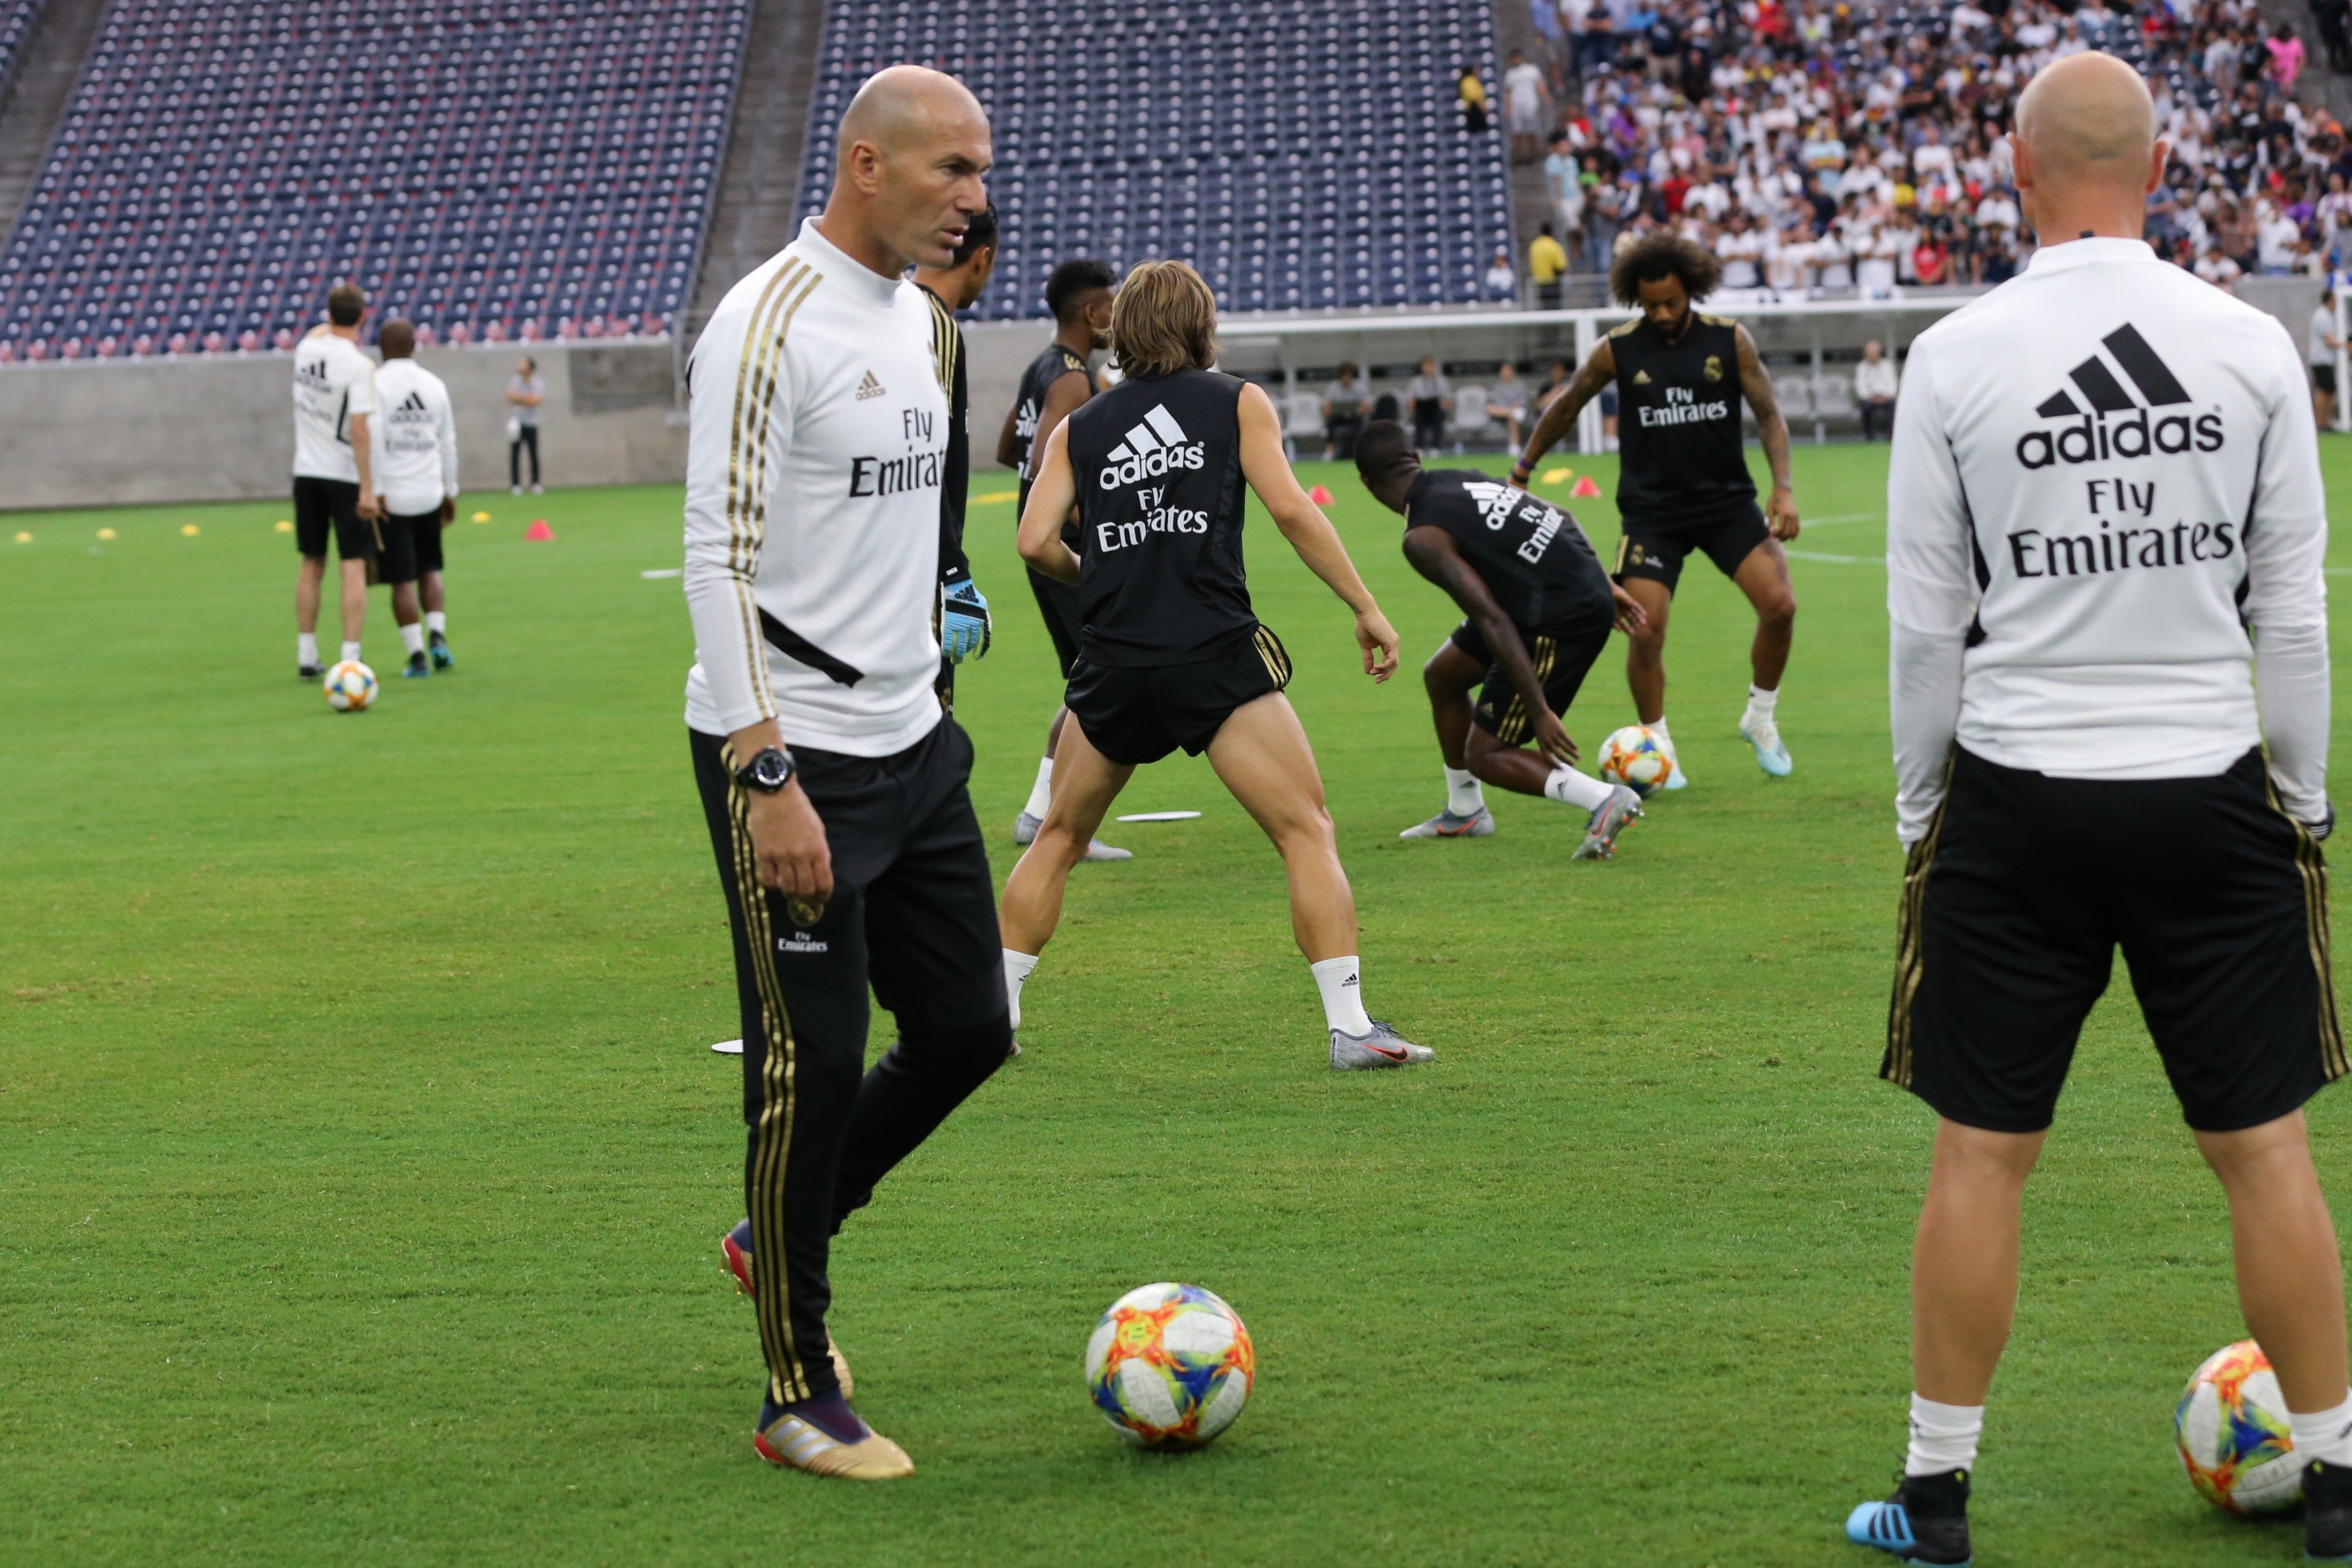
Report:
428,630,453,669
298,663,324,682
1845,1468,1972,1566
2309,1458,2352,1560
402,650,430,679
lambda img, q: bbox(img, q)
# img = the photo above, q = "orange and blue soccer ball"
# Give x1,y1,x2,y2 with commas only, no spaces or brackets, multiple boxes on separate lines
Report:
1598,725,1672,796
323,659,377,712
1083,1282,1255,1450
2177,1339,2304,1514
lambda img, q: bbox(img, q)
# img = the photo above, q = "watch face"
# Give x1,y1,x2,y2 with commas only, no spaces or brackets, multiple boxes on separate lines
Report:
752,749,791,788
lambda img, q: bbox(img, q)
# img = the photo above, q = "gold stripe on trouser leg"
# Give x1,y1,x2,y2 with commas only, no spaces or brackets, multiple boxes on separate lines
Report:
1254,627,1291,689
1884,786,1949,1089
2266,774,2347,1079
725,766,809,1403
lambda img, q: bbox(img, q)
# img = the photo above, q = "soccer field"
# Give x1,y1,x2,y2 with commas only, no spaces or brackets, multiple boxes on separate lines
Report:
9,440,2352,1567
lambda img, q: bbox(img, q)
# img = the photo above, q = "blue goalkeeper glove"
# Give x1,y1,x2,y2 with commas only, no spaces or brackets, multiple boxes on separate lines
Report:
941,576,992,664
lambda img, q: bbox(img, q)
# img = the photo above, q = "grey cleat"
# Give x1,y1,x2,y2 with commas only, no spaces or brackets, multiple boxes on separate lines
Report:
1571,784,1645,861
1013,810,1133,861
1398,804,1496,839
1329,1020,1436,1070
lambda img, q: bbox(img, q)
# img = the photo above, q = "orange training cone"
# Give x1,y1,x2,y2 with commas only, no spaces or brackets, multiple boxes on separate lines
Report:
1570,475,1603,499
1307,484,1334,505
524,518,555,541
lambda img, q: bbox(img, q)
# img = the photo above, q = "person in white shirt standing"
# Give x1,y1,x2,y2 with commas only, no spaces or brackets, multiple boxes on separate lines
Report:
369,318,460,679
683,65,1003,1484
1853,52,2348,1567
291,282,382,679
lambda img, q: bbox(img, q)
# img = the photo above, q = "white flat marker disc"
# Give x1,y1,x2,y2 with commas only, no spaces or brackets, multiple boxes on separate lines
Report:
641,567,683,579
1115,811,1202,822
711,1038,744,1055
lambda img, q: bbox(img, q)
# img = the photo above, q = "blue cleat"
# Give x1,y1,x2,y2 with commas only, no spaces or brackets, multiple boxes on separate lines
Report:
1741,717,1793,777
429,631,454,670
1846,1470,1971,1566
401,650,431,679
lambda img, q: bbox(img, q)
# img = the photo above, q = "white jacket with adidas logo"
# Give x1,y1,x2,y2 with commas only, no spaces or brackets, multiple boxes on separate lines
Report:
1887,236,2329,843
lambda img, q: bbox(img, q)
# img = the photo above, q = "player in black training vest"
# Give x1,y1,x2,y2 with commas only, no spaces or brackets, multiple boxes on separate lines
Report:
1510,232,1802,788
999,261,1432,1072
999,258,1130,861
912,204,999,710
1353,421,1651,859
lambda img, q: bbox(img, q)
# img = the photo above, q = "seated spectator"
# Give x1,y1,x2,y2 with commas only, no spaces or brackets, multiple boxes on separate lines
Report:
1322,363,1369,462
2196,242,2245,292
1484,247,1518,302
1487,362,1532,451
1406,356,1453,453
1855,340,1898,442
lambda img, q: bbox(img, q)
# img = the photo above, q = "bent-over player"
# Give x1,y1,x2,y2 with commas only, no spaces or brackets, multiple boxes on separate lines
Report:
682,65,1008,1483
1352,421,1648,858
1510,232,1800,786
370,318,459,678
999,261,1432,1071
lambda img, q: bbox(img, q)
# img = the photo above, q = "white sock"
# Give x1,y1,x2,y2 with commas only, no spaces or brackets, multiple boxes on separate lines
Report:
1003,949,1039,1031
1905,1393,1984,1476
1023,757,1055,821
1444,766,1485,817
340,641,362,664
2290,1394,2352,1467
425,611,446,635
1648,714,1676,757
400,622,426,657
298,633,319,666
1543,763,1615,810
1310,954,1373,1036
1745,683,1780,727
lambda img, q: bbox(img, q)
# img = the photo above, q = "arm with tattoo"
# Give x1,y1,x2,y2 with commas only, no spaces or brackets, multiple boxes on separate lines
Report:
1509,338,1616,488
1735,323,1801,540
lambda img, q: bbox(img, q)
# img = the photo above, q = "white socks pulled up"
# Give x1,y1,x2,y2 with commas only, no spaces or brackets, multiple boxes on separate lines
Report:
1310,954,1372,1036
1023,757,1055,821
400,622,427,657
340,640,363,665
1444,767,1485,818
1002,949,1039,1031
1543,764,1613,811
1905,1393,1983,1476
2292,1394,2352,1468
425,610,447,636
298,633,319,667
1744,683,1780,730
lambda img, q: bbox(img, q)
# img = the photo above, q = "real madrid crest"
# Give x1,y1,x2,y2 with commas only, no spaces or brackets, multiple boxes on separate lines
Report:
1703,354,1723,383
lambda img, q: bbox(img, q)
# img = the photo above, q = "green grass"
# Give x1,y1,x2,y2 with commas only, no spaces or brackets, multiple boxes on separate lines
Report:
7,440,2352,1566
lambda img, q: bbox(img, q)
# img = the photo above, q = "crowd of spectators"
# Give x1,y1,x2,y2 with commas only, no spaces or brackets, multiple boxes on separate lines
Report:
1491,0,2352,296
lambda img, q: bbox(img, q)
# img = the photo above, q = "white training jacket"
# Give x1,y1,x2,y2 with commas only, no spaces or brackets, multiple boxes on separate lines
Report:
371,356,460,517
681,219,948,754
291,331,377,484
1886,237,2328,843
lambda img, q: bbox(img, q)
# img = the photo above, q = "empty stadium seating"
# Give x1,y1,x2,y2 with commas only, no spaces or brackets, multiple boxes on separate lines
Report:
0,0,44,106
0,0,748,361
796,0,1520,319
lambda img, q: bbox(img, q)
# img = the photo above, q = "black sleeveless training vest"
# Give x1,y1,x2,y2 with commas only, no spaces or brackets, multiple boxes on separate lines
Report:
1011,342,1094,512
1063,368,1254,667
1609,311,1757,524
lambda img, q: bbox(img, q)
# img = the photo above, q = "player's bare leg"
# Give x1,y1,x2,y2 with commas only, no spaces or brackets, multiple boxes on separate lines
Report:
1618,577,1688,788
1732,539,1795,776
1014,703,1130,860
1205,694,1431,1069
390,580,429,678
338,557,368,664
999,717,1135,961
295,555,327,677
2197,1112,2350,1413
421,569,453,668
1911,1120,2043,1407
1401,640,1495,838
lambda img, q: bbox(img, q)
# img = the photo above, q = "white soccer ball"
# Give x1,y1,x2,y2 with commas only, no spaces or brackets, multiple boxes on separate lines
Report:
2177,1339,2305,1515
1082,1282,1255,1449
323,659,377,712
1597,725,1672,795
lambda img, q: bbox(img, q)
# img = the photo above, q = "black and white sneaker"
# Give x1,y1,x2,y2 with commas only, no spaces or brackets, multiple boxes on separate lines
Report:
298,663,323,682
2309,1458,2352,1561
1845,1468,1971,1566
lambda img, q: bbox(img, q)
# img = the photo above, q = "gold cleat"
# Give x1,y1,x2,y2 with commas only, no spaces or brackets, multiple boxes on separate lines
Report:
753,1411,914,1480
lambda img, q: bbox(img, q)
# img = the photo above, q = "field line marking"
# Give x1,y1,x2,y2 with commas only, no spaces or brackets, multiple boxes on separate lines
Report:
1785,549,1884,565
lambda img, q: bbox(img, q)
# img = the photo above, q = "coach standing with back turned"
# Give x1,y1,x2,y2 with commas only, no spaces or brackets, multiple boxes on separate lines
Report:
1850,51,2347,1566
679,65,1008,1483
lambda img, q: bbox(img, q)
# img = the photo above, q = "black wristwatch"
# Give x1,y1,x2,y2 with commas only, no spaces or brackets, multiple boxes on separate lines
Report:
734,745,796,795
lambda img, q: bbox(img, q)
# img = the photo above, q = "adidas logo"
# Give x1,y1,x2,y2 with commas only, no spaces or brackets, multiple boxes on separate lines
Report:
398,391,428,412
1631,369,1652,385
1340,974,1359,988
855,370,886,401
2016,323,2222,469
1096,403,1208,489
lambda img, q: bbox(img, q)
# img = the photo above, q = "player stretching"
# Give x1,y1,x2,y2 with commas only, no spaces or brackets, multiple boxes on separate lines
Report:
998,258,1128,859
1509,233,1800,786
683,65,1009,1482
912,203,1000,707
999,261,1430,1071
1351,421,1649,858
369,319,459,678
1855,52,2347,1565
290,283,382,679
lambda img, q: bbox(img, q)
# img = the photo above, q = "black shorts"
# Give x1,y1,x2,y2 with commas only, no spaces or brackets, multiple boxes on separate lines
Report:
1612,503,1770,592
1449,615,1612,745
412,510,446,575
1065,625,1292,766
376,511,433,585
1886,746,2343,1134
2317,363,2339,396
1027,564,1086,681
292,475,372,561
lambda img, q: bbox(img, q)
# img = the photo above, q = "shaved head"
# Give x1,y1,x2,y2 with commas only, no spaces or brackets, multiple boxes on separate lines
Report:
2015,51,2157,185
823,65,992,276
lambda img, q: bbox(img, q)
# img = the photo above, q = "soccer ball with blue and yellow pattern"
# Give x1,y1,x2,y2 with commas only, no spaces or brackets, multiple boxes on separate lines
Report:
1599,725,1671,796
2177,1339,2304,1514
1083,1282,1254,1449
323,659,377,712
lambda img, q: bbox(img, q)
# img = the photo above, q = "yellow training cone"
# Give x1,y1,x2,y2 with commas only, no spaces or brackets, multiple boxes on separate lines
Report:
96,527,118,540
180,524,201,537
275,519,294,532
12,531,31,543
471,510,491,523
1539,466,1571,485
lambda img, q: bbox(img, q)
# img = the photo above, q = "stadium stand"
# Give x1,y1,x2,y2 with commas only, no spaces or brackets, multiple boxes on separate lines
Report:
0,1,44,106
793,0,1521,319
1510,0,2352,293
0,0,750,362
